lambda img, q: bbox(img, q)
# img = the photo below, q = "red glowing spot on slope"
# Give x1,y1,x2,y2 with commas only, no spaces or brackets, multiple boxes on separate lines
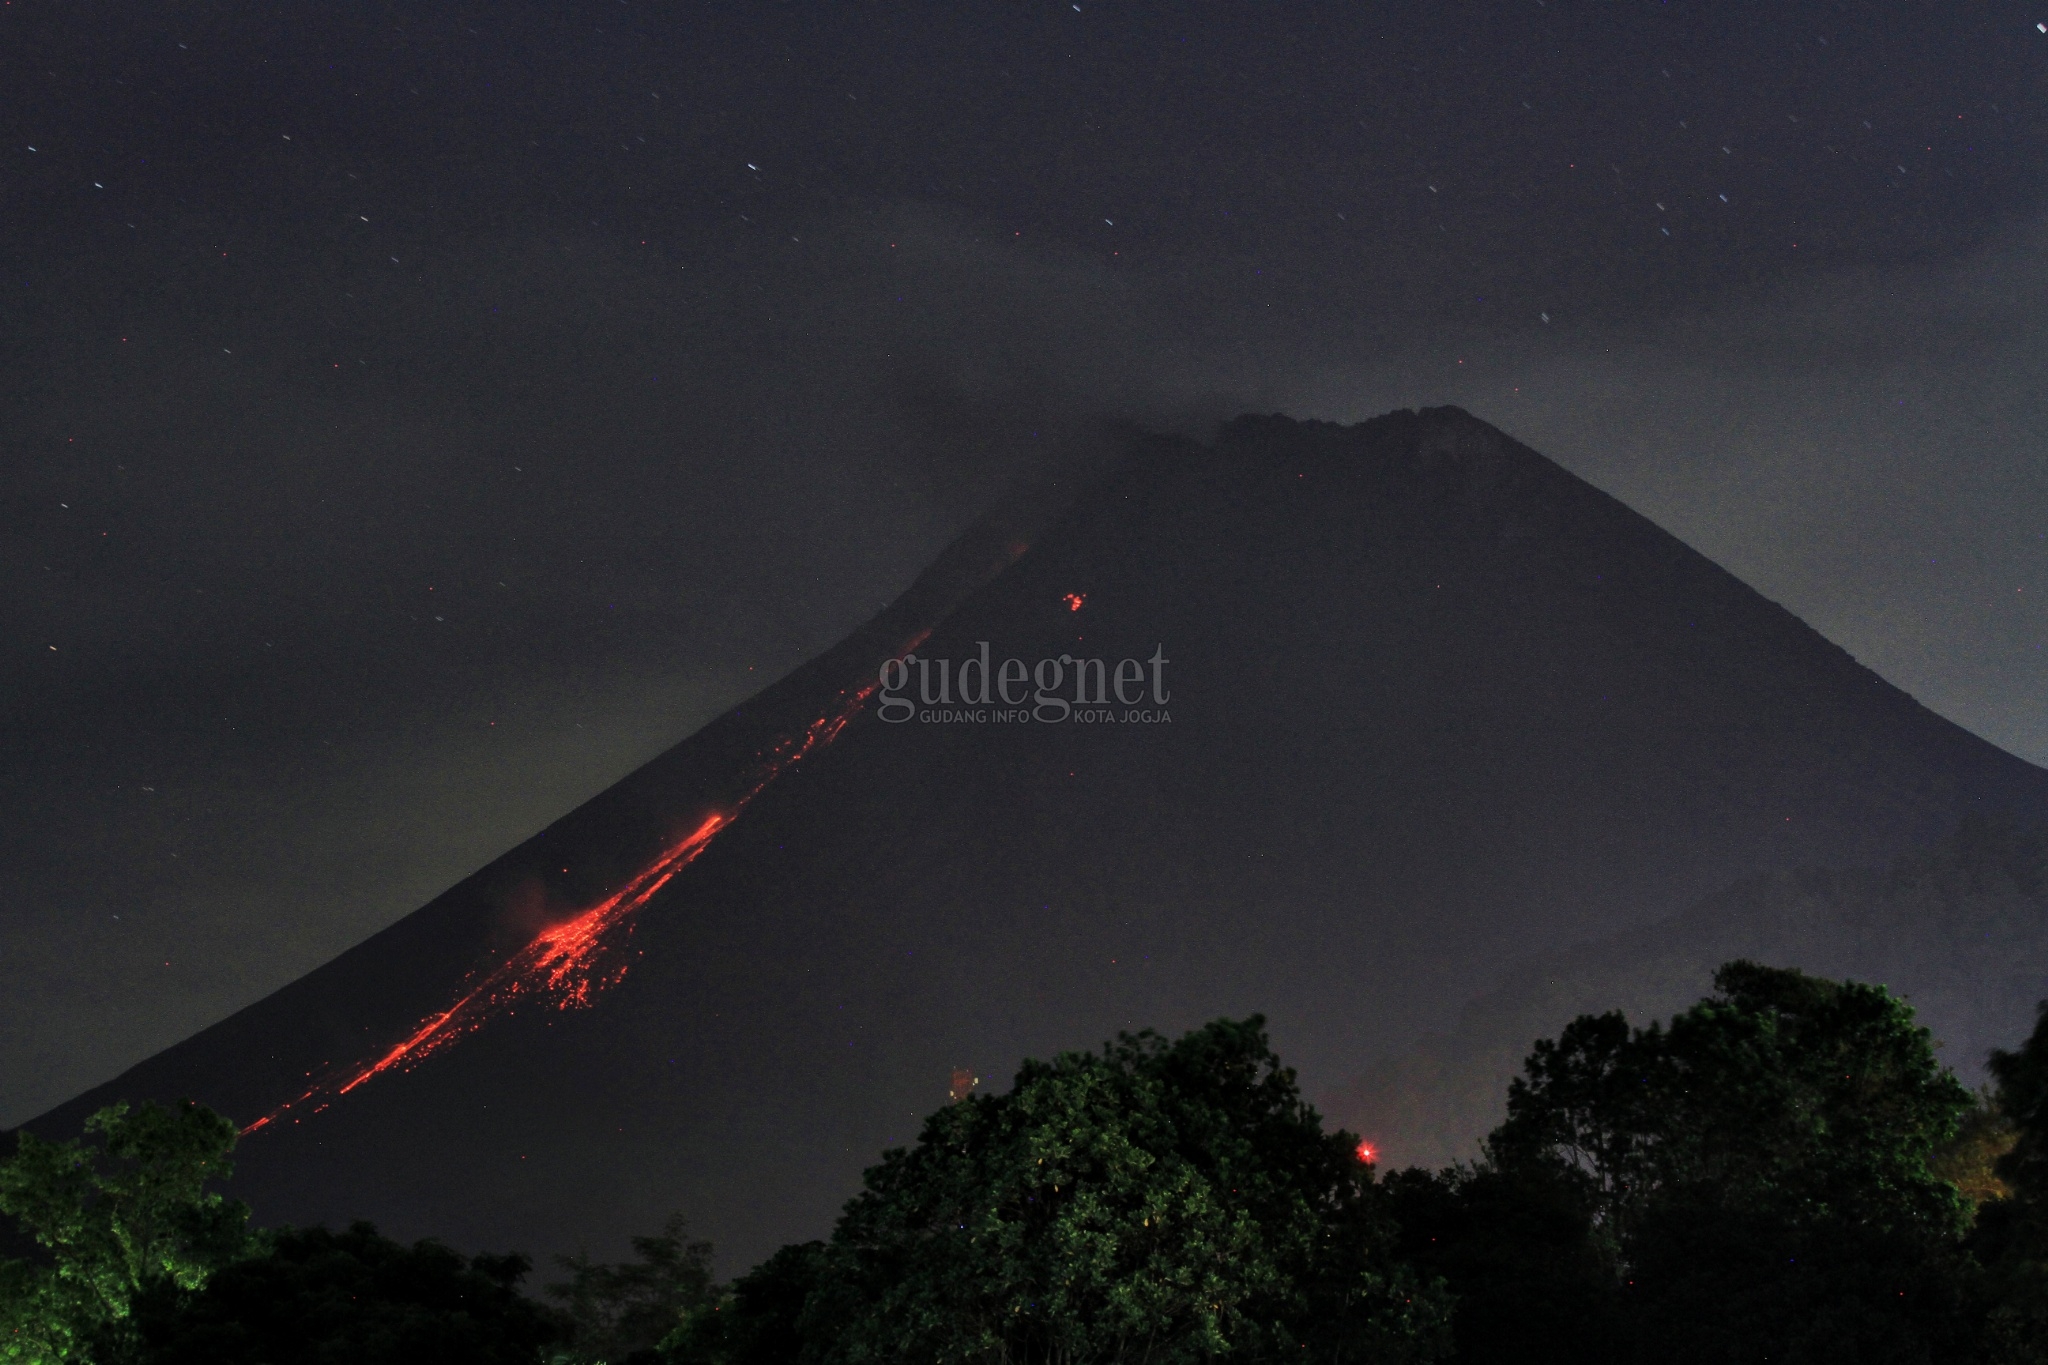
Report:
1355,1140,1377,1165
331,810,730,1098
242,663,902,1136
1063,592,1086,613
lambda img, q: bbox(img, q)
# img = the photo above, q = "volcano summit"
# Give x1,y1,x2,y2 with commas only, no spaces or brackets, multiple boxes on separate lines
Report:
22,407,2048,1271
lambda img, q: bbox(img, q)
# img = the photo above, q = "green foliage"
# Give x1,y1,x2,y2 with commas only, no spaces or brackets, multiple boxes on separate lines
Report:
1975,1004,2048,1360
1391,962,1982,1364
678,1017,1449,1365
545,1213,715,1364
1993,1004,2048,1210
23,978,2019,1363
127,1221,560,1365
1491,960,1973,1243
664,1241,825,1365
0,1101,251,1365
1930,1089,2016,1210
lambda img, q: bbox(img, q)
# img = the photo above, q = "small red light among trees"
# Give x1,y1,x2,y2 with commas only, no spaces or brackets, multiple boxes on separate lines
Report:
1356,1139,1377,1164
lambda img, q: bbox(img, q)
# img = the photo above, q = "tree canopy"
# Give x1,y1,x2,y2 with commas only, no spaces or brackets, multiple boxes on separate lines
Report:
0,1101,251,1365
1392,961,1983,1364
546,1213,715,1364
1490,958,1973,1241
21,965,2048,1364
679,1016,1450,1365
127,1221,559,1365
1974,1002,2048,1360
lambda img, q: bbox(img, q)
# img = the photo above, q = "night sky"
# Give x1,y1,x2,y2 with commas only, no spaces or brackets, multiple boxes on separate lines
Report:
5,0,2048,1126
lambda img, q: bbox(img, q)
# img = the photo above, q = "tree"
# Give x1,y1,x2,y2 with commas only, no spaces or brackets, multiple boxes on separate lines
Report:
1991,1004,2048,1211
1975,1003,2048,1360
546,1214,715,1364
0,1101,251,1364
1490,961,1972,1245
127,1221,561,1365
1380,1162,1617,1364
1445,961,1980,1364
663,1241,826,1365
685,1017,1449,1365
1930,1089,2016,1211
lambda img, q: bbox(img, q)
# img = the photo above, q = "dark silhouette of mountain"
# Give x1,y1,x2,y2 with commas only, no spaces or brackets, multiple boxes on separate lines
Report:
18,407,2048,1271
1329,815,2048,1169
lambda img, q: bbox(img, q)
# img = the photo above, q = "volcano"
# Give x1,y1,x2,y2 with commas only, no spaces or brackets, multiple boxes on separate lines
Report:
20,407,2048,1270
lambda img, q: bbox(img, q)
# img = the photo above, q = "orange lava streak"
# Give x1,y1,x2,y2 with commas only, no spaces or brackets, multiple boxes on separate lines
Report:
243,671,893,1135
334,809,729,1096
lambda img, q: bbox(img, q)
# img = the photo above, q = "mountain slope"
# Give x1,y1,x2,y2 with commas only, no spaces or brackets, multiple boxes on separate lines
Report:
1329,816,2048,1169
21,407,2048,1270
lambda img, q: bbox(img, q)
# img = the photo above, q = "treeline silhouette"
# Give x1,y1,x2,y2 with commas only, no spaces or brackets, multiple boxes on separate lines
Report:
11,961,2048,1363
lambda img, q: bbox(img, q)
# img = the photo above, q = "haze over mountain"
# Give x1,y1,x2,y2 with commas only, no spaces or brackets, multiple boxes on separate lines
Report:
20,407,2048,1272
1330,813,2048,1171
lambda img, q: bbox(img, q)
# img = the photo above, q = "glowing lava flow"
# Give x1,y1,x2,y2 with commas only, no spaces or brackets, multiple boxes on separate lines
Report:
244,673,890,1135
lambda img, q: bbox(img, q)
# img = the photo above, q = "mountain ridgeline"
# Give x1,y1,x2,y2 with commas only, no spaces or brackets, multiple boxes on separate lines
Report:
18,407,2048,1270
1333,814,2048,1168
